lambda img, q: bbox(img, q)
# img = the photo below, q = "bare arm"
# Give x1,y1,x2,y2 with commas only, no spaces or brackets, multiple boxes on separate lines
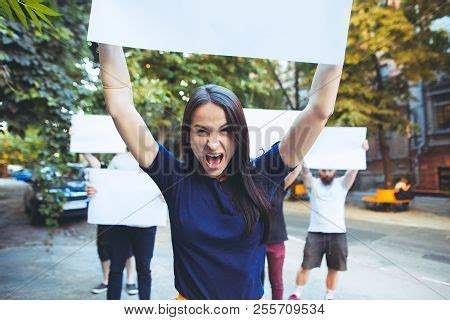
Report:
300,166,313,188
99,44,158,168
82,153,101,169
342,139,369,189
83,153,100,197
283,164,303,190
279,64,343,167
342,170,358,189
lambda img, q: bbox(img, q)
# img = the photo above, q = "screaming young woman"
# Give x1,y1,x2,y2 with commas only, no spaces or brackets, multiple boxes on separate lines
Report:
98,44,342,299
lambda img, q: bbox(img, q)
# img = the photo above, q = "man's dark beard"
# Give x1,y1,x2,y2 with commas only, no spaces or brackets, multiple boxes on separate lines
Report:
320,176,335,185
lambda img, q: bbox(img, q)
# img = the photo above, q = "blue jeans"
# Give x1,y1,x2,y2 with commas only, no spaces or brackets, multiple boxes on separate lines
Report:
107,226,157,300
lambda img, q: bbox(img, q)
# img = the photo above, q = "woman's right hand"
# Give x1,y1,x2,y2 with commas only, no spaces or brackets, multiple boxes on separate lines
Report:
86,186,97,197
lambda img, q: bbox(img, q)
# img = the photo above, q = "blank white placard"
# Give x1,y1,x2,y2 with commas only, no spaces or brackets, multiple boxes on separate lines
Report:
244,108,367,170
87,0,353,65
244,108,299,158
70,114,126,154
303,127,367,170
87,169,168,227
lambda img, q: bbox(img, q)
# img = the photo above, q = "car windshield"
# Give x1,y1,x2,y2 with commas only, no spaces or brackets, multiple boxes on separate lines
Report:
67,166,85,181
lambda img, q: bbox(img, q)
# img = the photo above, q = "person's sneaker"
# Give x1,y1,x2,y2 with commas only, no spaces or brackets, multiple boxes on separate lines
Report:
91,283,108,294
126,283,138,295
288,294,300,300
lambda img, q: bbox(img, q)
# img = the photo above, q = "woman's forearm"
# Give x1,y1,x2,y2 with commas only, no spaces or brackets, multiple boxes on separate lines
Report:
280,64,343,167
307,64,343,119
99,44,131,86
99,44,134,117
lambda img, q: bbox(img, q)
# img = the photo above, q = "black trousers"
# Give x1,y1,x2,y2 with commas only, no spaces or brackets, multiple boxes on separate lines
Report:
107,226,157,300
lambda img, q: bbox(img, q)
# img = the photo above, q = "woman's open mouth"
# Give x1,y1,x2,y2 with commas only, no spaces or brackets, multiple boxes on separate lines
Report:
205,153,224,169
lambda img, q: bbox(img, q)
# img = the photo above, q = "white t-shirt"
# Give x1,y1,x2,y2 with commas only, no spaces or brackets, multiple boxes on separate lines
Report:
307,176,349,233
108,152,141,172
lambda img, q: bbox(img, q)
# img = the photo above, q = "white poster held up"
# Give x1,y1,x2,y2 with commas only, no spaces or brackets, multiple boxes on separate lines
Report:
244,108,299,159
303,127,367,170
243,108,367,170
87,0,353,65
87,169,168,227
70,114,126,154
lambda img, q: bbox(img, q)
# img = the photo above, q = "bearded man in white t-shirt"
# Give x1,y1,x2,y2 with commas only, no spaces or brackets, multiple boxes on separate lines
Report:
288,140,368,300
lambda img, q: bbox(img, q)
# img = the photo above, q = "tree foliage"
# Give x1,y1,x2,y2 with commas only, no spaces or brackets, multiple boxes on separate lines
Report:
296,0,448,186
1,0,92,227
0,128,43,166
334,0,448,129
0,0,61,32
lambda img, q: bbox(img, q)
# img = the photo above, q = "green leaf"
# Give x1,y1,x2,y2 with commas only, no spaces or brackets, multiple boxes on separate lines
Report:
26,2,61,16
33,7,54,28
24,0,45,4
8,0,28,29
0,0,14,20
24,5,41,31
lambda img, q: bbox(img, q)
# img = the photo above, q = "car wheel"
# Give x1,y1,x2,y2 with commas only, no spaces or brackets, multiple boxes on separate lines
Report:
23,185,44,225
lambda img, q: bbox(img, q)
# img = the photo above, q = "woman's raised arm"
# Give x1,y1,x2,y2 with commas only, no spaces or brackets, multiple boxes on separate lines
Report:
99,44,158,168
279,64,343,167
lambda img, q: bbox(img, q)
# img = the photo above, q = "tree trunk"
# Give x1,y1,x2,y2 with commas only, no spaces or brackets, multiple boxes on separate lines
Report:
266,60,294,109
377,125,393,188
372,54,394,188
294,62,300,110
158,125,167,145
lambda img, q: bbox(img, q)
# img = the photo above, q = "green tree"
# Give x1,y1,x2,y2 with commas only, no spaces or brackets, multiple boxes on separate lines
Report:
0,128,44,167
0,0,93,226
0,1,91,134
274,1,448,187
331,0,448,186
0,0,61,32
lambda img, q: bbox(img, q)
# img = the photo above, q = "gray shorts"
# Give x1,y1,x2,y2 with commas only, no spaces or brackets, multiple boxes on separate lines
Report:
301,232,348,271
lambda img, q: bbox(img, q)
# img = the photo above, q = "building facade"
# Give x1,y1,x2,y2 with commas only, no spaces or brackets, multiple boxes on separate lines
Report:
357,78,450,194
409,78,450,194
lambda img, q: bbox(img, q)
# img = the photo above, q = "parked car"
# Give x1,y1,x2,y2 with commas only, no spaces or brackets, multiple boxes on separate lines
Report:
24,163,89,225
10,166,33,182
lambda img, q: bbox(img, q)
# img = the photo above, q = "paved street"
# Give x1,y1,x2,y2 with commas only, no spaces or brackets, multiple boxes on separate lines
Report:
0,179,449,300
282,201,450,300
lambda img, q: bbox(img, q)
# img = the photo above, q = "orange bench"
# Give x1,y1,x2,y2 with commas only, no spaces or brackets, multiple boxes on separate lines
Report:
294,183,307,196
362,189,411,211
289,182,309,201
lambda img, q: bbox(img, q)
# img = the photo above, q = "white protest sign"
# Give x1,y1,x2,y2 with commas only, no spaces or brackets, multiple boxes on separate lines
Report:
243,108,367,170
244,108,299,158
87,169,168,227
87,0,353,65
303,127,367,170
70,114,126,154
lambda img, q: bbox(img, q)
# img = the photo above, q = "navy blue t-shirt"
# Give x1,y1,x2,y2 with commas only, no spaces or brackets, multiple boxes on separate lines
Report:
141,142,291,299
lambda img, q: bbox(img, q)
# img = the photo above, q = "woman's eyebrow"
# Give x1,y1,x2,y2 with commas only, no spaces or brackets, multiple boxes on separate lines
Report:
193,124,229,130
192,124,210,130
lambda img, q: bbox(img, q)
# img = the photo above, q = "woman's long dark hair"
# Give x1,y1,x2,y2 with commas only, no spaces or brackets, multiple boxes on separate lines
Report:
181,84,272,242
